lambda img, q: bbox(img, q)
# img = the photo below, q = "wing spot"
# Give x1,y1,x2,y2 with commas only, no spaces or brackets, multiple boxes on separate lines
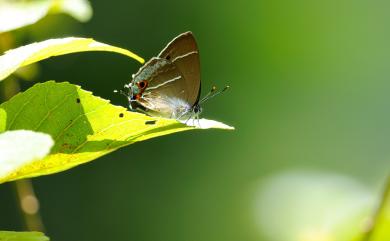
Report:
138,80,147,89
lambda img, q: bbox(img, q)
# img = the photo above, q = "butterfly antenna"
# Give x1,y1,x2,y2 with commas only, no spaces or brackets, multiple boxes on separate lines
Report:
201,86,217,101
200,85,230,104
114,83,132,96
113,89,128,97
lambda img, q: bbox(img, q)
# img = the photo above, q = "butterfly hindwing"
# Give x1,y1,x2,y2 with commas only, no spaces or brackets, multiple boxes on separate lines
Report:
132,58,190,118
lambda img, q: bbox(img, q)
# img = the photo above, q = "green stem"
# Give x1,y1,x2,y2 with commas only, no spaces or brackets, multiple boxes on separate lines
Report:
14,179,46,232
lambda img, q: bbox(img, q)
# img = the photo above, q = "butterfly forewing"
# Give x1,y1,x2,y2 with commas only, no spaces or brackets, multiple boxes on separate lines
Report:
158,32,201,106
130,32,202,119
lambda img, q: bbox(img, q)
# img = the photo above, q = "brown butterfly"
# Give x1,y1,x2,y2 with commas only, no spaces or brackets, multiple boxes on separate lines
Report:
123,32,228,120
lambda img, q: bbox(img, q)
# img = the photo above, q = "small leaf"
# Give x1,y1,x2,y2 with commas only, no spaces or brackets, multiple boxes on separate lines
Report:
0,130,53,180
0,0,92,33
0,37,144,82
364,177,390,241
0,231,49,241
0,81,233,184
50,0,92,22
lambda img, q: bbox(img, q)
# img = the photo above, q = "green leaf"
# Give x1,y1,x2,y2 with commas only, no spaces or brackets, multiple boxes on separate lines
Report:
50,0,92,22
0,231,49,241
0,37,144,82
0,130,53,179
364,177,390,241
0,0,92,33
0,81,233,184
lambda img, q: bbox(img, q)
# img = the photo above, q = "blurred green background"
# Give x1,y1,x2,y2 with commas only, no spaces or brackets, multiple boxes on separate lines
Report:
0,0,389,241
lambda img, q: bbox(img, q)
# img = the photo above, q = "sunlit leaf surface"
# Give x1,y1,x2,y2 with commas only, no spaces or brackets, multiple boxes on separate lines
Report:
50,0,92,22
0,37,144,82
367,178,390,241
0,0,92,33
0,81,233,184
0,130,53,180
0,231,49,241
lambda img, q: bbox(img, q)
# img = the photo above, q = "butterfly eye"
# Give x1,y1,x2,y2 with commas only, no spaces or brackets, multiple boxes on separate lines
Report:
138,80,147,89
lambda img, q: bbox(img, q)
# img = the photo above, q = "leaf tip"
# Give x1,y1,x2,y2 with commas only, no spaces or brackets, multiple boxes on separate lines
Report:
182,119,234,130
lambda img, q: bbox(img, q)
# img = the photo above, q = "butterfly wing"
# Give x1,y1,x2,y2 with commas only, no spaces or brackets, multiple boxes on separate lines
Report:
132,57,192,118
158,31,201,106
131,32,201,118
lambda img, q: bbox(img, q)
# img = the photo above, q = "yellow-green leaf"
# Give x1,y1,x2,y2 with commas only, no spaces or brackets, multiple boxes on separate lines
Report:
365,177,390,241
0,231,49,241
50,0,92,22
0,37,144,82
0,81,233,184
0,0,92,33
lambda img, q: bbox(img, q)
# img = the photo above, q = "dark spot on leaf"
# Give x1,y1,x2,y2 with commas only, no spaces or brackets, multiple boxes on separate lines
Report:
76,98,80,103
145,120,156,125
59,143,73,152
119,113,124,118
166,55,171,60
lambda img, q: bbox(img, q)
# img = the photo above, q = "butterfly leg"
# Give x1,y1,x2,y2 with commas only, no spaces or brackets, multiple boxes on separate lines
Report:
196,113,201,128
184,113,193,125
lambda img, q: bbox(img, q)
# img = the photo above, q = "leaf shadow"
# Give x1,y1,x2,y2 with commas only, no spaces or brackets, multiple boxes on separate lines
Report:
0,81,132,155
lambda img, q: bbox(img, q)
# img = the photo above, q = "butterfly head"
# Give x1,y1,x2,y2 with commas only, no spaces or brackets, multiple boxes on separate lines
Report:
130,80,148,96
122,80,146,111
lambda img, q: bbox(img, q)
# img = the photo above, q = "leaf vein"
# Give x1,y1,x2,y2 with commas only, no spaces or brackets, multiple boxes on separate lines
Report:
7,92,40,130
34,91,76,131
53,101,111,143
70,118,146,154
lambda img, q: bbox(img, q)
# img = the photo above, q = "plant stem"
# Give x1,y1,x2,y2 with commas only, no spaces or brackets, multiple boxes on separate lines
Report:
14,179,46,232
2,77,46,232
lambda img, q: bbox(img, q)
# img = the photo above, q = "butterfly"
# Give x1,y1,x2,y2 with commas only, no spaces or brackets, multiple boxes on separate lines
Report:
121,31,228,121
